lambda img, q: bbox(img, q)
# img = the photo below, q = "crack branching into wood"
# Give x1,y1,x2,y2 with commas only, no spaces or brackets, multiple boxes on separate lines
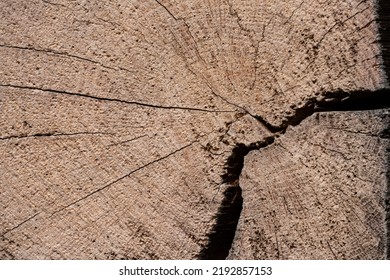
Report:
254,88,390,133
199,89,389,260
198,139,273,260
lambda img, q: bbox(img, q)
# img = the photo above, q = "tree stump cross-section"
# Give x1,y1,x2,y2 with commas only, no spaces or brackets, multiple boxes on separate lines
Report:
0,0,389,259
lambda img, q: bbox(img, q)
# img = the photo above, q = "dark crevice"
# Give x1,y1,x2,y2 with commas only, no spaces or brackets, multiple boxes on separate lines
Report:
198,138,274,260
221,138,275,186
254,89,390,133
197,185,243,260
314,89,390,112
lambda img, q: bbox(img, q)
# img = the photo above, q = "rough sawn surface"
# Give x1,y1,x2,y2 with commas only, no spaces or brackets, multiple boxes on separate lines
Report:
0,0,389,259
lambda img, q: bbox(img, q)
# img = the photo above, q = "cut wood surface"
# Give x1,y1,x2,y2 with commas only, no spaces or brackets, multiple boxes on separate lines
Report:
0,0,389,259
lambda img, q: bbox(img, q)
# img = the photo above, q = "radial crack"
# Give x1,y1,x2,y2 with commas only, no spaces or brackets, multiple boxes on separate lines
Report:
153,0,178,20
50,141,197,216
1,213,40,237
0,44,127,72
0,84,235,113
0,131,111,141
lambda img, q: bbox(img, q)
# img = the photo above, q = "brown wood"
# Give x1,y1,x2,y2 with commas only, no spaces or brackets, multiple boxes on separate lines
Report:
0,0,389,259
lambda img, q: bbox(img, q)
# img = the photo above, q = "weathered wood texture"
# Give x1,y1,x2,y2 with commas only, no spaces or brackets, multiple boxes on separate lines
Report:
230,110,389,259
0,0,389,259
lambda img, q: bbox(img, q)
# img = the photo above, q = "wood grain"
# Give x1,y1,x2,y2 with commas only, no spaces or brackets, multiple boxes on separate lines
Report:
0,0,388,259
